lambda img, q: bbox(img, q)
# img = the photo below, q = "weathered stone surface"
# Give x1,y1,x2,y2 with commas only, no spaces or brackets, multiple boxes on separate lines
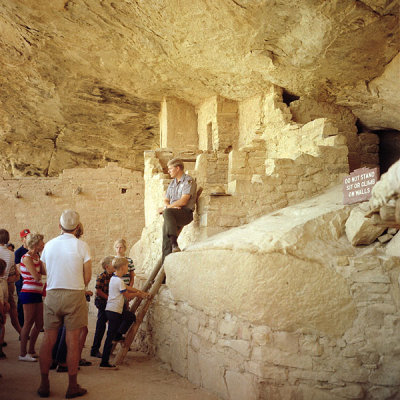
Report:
165,188,357,337
225,371,259,400
337,53,400,131
368,386,399,400
218,339,251,358
378,233,393,243
138,185,400,400
198,352,228,399
252,346,313,370
369,358,400,386
386,230,400,257
0,163,144,270
0,1,398,175
345,205,387,245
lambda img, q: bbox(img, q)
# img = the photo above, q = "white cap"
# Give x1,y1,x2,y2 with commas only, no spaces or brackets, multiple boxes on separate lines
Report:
60,210,80,231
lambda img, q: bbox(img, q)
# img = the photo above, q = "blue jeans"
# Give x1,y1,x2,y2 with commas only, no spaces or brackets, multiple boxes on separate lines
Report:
101,310,135,365
91,299,107,354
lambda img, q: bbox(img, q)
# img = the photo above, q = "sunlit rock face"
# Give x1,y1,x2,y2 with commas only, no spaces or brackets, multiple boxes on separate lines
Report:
0,0,398,176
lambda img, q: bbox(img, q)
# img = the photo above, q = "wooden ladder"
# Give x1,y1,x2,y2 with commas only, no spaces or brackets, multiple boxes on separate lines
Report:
113,257,164,365
113,187,203,364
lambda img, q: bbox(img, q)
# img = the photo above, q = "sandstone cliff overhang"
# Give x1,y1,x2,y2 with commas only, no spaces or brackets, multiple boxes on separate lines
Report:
0,1,398,175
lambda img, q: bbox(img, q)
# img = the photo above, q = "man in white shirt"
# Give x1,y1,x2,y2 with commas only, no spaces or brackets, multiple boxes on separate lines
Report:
38,210,92,399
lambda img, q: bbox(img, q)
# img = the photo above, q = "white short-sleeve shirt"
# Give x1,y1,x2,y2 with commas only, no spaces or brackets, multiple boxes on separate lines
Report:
106,275,126,314
41,233,91,291
0,244,14,281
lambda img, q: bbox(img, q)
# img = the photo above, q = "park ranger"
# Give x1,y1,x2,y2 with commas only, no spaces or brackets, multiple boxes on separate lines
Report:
158,158,197,261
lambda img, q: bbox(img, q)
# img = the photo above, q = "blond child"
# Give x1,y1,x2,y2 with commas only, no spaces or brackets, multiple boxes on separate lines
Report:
113,239,135,287
100,257,149,369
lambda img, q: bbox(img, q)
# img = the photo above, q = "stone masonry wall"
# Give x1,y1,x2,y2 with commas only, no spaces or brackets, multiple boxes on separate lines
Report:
238,95,264,148
198,97,218,151
160,97,198,151
134,192,400,400
197,96,239,152
290,97,360,171
216,97,239,152
206,118,349,227
0,163,144,272
142,251,399,400
137,115,349,266
238,88,293,153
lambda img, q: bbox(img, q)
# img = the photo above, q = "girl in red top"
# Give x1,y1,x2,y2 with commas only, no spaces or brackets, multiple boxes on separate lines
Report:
19,233,45,362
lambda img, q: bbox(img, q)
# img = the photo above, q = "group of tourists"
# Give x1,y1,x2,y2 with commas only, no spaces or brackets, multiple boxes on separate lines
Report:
0,157,196,398
0,215,149,398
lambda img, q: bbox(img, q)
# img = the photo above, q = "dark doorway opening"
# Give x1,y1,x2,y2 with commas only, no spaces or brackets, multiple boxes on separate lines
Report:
377,130,400,174
282,89,300,106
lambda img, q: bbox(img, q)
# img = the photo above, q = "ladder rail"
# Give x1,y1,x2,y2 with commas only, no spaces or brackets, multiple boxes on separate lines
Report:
129,257,163,314
114,265,166,365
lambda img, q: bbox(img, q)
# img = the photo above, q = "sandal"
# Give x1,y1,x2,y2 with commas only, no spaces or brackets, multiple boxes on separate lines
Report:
65,385,87,399
37,386,50,398
79,358,92,366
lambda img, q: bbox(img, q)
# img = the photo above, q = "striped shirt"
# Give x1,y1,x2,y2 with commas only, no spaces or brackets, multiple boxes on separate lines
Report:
0,244,14,280
122,257,135,286
20,253,43,294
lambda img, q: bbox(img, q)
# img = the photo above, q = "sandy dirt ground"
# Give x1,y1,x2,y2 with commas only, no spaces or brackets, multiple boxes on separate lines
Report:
0,313,220,400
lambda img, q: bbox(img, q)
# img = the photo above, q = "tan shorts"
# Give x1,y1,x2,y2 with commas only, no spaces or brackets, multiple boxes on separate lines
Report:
44,289,87,331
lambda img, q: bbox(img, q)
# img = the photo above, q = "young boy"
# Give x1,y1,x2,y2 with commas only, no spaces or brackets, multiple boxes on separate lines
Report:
90,256,115,358
100,257,149,370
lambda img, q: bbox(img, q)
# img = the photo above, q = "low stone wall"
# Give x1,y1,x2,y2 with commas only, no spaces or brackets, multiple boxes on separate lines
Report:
0,163,144,271
289,96,360,171
141,117,349,245
135,189,400,400
197,118,349,229
136,115,350,273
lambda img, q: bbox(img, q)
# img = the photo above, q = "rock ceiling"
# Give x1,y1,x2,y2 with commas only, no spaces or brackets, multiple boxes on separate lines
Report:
0,0,398,176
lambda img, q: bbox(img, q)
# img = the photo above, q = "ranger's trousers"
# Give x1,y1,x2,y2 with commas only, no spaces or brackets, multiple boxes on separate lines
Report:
162,207,193,262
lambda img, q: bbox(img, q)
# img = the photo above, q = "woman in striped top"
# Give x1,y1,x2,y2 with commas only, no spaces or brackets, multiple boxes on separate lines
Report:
19,233,46,362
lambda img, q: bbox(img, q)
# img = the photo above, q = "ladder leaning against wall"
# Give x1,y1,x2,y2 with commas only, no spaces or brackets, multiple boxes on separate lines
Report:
113,257,164,365
114,185,203,364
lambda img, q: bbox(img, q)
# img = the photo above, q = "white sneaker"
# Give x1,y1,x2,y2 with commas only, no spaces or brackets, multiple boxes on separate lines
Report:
28,353,39,358
19,354,37,362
